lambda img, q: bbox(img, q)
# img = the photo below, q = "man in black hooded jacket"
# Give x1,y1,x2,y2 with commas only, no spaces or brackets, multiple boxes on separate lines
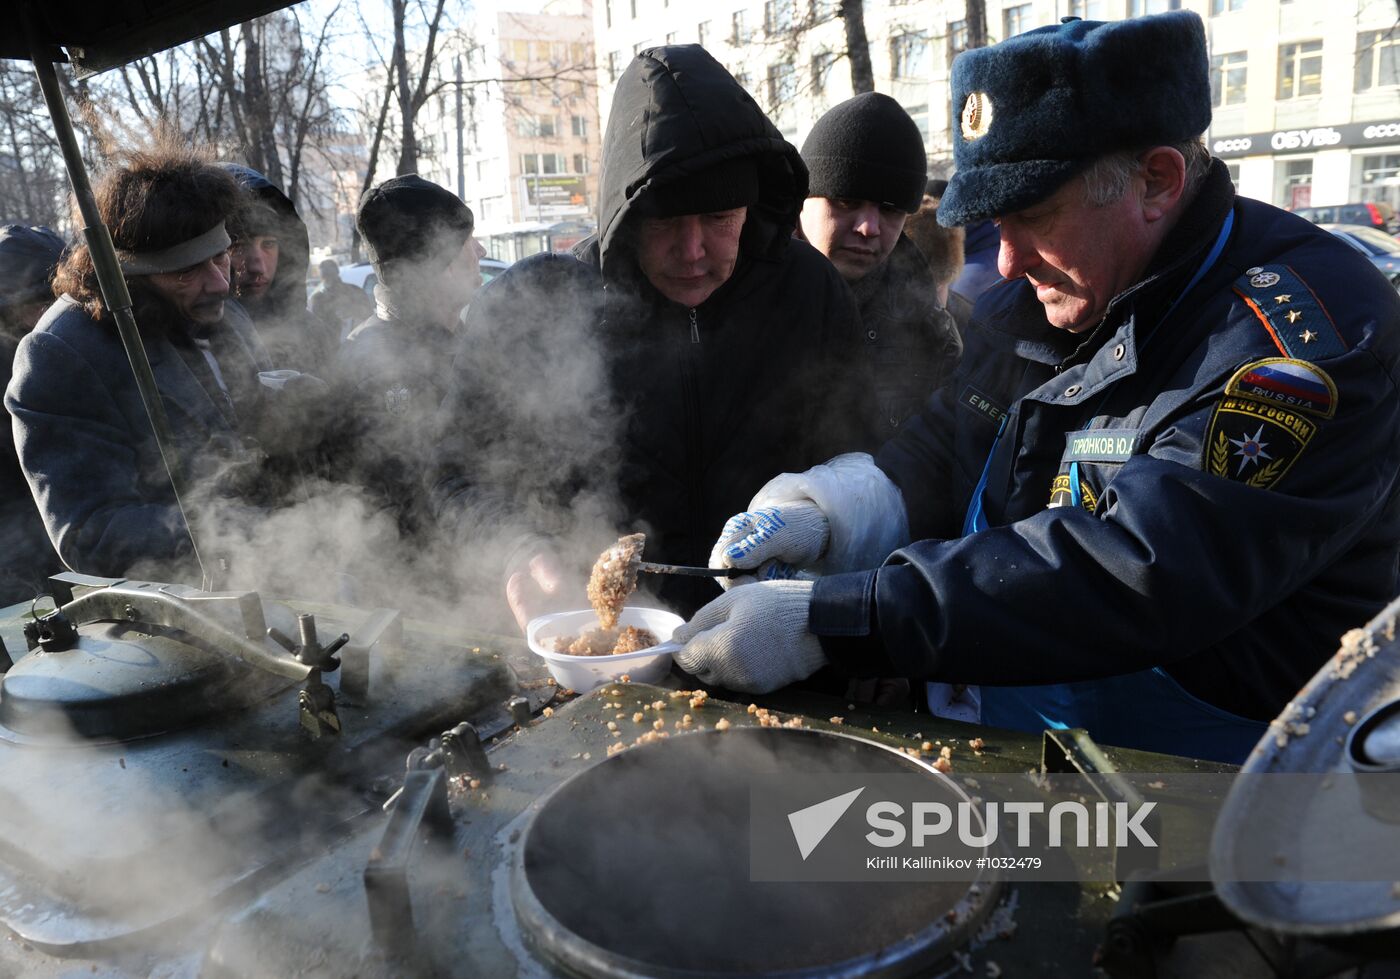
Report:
222,164,337,374
432,45,879,626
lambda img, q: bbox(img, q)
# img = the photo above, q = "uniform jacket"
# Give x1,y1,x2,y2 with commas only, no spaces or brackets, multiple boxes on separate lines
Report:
849,234,963,434
433,45,880,615
6,295,270,579
811,161,1400,724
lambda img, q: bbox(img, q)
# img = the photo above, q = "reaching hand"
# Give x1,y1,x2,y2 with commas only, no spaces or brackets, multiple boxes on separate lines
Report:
506,550,572,633
672,579,826,693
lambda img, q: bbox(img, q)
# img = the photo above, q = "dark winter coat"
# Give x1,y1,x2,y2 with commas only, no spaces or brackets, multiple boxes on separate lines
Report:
5,295,270,580
331,305,462,534
0,332,59,602
433,44,879,616
812,161,1400,730
849,235,962,434
222,164,338,374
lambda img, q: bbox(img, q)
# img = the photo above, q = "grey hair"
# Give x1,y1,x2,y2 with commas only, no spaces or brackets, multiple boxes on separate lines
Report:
1081,138,1212,207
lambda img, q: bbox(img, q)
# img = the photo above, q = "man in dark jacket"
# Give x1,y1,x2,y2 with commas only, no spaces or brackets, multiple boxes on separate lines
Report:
332,175,483,535
6,148,271,581
0,225,64,601
797,93,962,434
222,163,337,373
310,259,372,341
674,12,1400,763
433,45,878,626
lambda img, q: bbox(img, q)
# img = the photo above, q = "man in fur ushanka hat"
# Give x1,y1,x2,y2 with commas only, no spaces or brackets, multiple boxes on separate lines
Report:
677,11,1400,764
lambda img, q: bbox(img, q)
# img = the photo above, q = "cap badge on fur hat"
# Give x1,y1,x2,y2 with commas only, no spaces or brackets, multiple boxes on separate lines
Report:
960,93,994,141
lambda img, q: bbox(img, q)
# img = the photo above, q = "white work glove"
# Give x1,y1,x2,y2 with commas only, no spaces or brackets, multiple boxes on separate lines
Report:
672,580,826,693
711,454,912,591
709,502,830,589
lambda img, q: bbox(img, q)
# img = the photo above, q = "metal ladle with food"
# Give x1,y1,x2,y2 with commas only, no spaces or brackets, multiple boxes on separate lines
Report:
552,533,741,656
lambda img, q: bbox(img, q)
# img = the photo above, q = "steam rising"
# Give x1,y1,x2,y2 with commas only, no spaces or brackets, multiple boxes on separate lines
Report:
149,251,672,634
0,248,680,971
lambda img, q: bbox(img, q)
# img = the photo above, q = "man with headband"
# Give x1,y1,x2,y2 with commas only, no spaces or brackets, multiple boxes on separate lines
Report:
6,146,273,581
673,12,1400,763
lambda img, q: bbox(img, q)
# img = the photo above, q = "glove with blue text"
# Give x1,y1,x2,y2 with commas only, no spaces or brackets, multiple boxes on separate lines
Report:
708,502,830,589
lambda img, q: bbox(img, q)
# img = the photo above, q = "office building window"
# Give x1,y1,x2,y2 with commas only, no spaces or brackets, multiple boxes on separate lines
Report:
767,61,797,104
520,153,568,175
1068,0,1109,16
573,153,589,174
608,51,621,81
1277,40,1322,99
1355,30,1400,92
698,20,711,46
571,115,588,137
1226,162,1241,192
891,32,930,78
904,102,930,140
666,31,677,44
1211,0,1244,13
1002,4,1032,39
1210,51,1247,106
765,0,794,33
516,114,557,138
1355,153,1400,206
1128,0,1179,14
732,10,751,45
947,20,968,61
1275,158,1312,209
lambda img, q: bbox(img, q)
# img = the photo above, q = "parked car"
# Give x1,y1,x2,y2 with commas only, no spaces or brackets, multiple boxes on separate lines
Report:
337,257,510,298
1319,223,1400,292
1292,201,1397,234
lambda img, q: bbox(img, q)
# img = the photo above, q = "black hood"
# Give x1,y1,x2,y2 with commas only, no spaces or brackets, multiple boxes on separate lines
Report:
219,162,311,322
596,44,807,283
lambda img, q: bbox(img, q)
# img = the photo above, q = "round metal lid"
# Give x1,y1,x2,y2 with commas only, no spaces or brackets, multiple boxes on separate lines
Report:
0,621,288,742
1210,596,1400,951
512,726,1000,978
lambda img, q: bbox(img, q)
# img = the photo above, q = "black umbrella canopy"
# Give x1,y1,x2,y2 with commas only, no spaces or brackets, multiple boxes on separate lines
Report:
0,0,311,589
2,0,299,74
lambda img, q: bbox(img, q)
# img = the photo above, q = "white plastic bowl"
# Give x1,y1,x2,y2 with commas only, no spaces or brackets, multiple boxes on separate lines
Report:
526,607,683,693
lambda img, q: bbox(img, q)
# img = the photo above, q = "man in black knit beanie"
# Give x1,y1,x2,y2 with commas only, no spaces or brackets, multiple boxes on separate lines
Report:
798,93,962,435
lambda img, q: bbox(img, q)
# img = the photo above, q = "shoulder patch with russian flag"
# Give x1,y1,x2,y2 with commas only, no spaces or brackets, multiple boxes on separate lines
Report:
1225,357,1337,419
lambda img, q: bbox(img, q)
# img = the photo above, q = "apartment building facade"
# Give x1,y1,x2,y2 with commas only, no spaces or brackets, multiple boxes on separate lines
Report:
417,0,602,261
592,0,1400,212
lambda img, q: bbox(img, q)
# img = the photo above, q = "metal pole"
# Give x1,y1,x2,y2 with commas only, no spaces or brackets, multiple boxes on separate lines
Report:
23,17,213,591
454,55,465,201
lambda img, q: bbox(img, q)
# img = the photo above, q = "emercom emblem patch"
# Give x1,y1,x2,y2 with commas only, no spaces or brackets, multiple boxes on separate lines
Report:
1205,394,1317,490
1048,472,1098,510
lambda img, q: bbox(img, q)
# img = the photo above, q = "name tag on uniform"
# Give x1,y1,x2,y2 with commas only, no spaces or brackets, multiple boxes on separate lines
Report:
1063,429,1139,463
959,385,1007,426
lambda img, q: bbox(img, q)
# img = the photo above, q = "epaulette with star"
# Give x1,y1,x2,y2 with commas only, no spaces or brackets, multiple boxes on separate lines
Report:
1231,265,1347,360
